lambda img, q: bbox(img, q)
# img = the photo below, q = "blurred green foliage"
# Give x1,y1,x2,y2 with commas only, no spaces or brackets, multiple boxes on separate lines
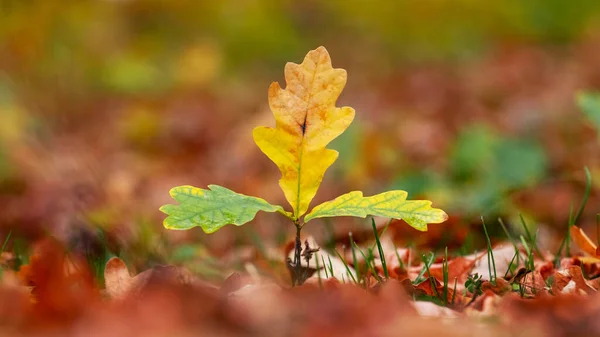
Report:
578,92,600,136
2,0,600,96
392,125,547,216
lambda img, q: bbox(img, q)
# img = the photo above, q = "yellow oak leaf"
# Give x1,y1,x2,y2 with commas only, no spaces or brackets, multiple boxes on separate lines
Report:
253,46,355,219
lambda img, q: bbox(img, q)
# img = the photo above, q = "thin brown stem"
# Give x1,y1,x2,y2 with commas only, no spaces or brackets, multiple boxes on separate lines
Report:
287,221,303,287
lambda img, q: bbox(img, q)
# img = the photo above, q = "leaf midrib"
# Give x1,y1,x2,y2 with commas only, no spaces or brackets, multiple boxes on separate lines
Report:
295,61,319,218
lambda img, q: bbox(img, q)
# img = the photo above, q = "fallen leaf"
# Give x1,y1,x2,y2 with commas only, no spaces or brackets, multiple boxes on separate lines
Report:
104,257,215,299
552,266,596,295
411,301,458,318
465,290,503,316
500,293,600,336
570,225,599,257
481,278,512,296
413,277,465,308
104,257,137,299
426,256,476,285
471,244,523,281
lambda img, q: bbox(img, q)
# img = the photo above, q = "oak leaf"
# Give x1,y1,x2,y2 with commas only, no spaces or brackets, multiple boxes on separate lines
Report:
303,190,447,230
160,185,288,233
253,46,355,218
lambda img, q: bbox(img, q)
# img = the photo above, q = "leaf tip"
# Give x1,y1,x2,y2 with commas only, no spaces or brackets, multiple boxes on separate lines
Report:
158,204,170,215
314,45,328,54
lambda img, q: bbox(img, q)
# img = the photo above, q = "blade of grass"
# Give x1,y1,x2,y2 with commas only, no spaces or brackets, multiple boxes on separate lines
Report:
372,218,389,280
554,168,592,264
0,231,12,254
413,252,435,285
519,236,534,270
0,231,12,278
422,254,440,298
349,232,361,283
451,278,457,306
519,235,536,295
321,255,329,279
443,247,449,307
370,218,394,251
393,242,405,270
481,217,497,284
353,241,383,283
504,251,519,278
519,214,543,258
368,247,385,284
498,218,520,269
334,249,358,284
566,203,574,257
573,167,592,225
327,255,335,279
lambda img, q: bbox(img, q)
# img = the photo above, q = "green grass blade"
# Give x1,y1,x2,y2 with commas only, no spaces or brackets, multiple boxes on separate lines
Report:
451,278,457,306
566,203,574,257
498,218,520,267
504,251,518,278
443,247,449,307
573,167,592,225
393,242,404,270
349,232,361,283
372,218,389,280
0,231,12,254
481,217,497,284
354,242,383,283
413,252,435,285
321,255,329,279
335,249,358,284
519,214,543,258
327,255,335,279
423,255,440,298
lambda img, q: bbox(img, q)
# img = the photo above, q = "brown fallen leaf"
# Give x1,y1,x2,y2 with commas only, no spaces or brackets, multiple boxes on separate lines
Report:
481,278,512,296
516,270,548,297
220,272,254,295
426,256,476,285
552,266,596,295
104,257,216,299
104,257,139,299
413,277,466,308
500,293,600,336
0,270,30,326
471,244,524,281
465,289,503,316
411,301,458,318
17,238,99,326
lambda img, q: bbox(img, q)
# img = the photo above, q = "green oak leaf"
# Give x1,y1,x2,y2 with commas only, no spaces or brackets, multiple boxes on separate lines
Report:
577,92,600,134
304,190,448,231
160,185,289,233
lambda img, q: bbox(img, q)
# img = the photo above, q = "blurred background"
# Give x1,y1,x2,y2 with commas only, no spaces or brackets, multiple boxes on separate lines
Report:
2,0,600,277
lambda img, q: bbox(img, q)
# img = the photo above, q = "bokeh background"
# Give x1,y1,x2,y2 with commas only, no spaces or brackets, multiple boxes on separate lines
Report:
2,0,600,277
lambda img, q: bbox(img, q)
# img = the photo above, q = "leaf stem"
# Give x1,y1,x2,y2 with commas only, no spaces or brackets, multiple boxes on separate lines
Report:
293,220,302,286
